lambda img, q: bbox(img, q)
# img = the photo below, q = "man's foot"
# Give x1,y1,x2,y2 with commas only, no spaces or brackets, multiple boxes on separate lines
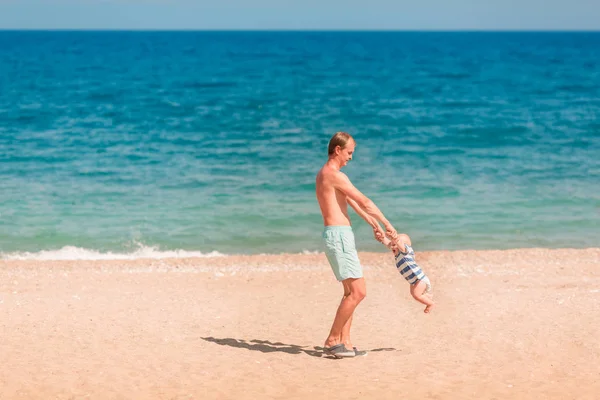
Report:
424,303,435,313
323,343,356,358
353,347,368,357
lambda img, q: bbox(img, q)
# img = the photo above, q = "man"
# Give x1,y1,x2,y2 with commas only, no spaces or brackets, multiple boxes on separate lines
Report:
315,131,397,358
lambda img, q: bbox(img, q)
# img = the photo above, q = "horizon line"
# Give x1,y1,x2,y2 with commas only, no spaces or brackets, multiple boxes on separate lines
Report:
0,28,599,33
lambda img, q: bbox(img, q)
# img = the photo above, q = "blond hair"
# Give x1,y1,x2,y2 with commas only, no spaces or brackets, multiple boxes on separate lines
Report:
328,131,354,155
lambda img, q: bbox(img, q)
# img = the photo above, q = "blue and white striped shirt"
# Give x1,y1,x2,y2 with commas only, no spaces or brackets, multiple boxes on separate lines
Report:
395,244,426,284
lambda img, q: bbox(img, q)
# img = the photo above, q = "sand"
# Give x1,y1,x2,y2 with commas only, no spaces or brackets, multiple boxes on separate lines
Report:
1,248,599,399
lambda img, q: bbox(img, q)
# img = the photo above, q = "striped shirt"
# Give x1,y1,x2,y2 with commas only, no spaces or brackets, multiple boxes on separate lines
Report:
395,244,426,284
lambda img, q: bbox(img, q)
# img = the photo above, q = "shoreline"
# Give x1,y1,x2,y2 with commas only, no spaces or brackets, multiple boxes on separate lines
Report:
2,245,599,261
2,247,599,268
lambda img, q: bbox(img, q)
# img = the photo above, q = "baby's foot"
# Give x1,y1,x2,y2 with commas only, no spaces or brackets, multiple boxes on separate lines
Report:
424,303,435,313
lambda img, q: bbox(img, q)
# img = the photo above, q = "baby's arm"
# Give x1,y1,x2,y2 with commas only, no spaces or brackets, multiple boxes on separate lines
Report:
374,230,401,256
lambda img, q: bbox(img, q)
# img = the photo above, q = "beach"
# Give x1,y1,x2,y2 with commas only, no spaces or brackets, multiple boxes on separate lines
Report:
2,29,599,400
2,247,599,399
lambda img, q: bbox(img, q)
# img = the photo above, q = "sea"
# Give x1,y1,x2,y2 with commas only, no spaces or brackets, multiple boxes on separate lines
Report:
1,31,599,259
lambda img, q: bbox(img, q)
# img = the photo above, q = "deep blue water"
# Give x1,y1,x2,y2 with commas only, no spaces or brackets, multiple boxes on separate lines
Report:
1,31,599,258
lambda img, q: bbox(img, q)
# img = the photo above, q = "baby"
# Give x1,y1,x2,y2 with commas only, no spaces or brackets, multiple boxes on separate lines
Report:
376,231,434,313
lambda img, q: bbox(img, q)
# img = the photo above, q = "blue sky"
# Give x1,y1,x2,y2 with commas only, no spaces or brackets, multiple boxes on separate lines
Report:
0,0,598,30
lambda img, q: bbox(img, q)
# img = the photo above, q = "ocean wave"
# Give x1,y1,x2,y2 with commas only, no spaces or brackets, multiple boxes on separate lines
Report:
0,245,226,261
0,245,326,260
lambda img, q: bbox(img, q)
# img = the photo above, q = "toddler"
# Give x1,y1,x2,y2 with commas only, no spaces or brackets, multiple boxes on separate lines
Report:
376,231,434,313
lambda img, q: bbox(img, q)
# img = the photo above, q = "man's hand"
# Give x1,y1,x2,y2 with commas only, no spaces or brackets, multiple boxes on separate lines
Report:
374,225,394,249
385,223,398,241
373,225,386,243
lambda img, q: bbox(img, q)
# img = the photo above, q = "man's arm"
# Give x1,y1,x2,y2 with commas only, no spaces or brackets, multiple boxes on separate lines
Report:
348,198,387,243
347,198,379,228
334,171,397,238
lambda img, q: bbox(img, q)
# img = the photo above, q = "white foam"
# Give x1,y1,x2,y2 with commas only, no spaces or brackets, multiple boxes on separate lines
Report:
1,245,226,261
301,249,322,255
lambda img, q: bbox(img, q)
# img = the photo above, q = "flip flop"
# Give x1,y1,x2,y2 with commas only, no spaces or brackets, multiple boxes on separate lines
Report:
353,347,368,357
323,343,356,358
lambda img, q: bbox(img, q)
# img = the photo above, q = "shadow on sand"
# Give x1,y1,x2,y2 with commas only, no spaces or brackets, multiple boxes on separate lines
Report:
201,337,398,359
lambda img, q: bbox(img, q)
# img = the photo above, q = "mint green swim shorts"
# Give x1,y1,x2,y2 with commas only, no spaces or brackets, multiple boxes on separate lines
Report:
322,226,363,281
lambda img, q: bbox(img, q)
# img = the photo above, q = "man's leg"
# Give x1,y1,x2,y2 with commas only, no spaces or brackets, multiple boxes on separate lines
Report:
324,277,366,348
339,280,353,348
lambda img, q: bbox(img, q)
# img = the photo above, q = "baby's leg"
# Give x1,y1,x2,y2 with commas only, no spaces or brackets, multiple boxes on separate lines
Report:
410,280,434,313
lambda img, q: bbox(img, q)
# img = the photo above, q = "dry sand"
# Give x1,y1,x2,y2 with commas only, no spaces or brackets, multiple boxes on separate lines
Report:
1,248,599,399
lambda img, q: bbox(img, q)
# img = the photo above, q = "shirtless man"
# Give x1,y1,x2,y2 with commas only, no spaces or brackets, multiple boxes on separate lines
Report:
316,131,397,358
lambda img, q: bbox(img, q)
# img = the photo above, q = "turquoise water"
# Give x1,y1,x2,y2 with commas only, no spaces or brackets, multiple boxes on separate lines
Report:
1,31,599,258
